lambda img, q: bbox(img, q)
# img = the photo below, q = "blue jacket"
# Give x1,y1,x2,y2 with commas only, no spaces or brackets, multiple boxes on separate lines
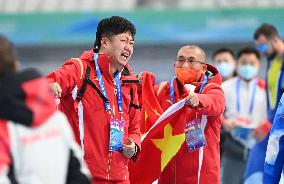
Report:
264,93,284,184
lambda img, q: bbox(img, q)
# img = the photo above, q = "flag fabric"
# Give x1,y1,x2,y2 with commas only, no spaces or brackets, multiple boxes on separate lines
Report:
130,99,187,184
263,93,284,184
244,110,283,184
244,136,269,184
139,72,163,134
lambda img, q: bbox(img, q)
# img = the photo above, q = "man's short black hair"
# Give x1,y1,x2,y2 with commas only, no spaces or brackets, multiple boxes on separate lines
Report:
212,48,234,59
237,47,260,60
94,16,136,51
254,23,279,40
0,35,17,78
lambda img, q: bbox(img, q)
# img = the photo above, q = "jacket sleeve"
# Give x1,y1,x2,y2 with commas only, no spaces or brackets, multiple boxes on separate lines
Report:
128,85,142,152
0,166,10,184
0,122,11,184
58,114,91,183
196,83,225,116
46,59,82,97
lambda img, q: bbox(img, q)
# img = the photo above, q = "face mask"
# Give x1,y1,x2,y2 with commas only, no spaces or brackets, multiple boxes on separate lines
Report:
216,62,235,78
237,64,258,80
175,66,200,85
256,43,269,53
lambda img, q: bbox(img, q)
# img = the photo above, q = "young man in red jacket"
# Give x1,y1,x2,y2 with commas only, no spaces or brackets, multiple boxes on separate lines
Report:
140,45,225,184
47,16,141,184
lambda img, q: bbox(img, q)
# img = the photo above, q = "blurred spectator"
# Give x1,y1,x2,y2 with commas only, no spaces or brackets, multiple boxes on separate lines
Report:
212,48,236,81
0,35,90,184
244,23,284,184
221,47,269,184
212,47,236,159
254,23,284,122
47,16,141,184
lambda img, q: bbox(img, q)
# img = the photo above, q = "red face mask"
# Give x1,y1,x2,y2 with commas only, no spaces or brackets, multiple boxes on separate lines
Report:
175,66,201,85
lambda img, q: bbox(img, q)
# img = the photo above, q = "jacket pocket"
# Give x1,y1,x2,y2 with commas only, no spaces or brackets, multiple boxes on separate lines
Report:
110,152,129,180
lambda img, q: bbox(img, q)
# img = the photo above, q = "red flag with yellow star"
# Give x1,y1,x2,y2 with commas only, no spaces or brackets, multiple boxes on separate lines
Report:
139,72,163,134
130,99,187,184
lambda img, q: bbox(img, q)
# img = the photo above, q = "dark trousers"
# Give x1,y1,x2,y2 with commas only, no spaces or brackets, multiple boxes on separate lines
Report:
221,134,249,184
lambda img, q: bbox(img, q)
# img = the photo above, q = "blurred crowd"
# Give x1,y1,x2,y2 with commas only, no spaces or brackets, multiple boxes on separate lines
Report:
0,16,284,184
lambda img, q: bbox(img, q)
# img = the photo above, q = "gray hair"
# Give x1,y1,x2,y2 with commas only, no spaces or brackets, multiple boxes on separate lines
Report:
179,45,207,62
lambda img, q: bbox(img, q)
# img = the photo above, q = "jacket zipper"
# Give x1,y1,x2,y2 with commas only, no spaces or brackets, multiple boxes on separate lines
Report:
107,88,116,180
174,157,176,184
107,151,112,180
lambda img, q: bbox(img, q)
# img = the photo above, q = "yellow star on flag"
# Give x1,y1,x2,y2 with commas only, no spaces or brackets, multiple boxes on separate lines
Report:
144,110,148,121
151,123,185,171
152,108,161,116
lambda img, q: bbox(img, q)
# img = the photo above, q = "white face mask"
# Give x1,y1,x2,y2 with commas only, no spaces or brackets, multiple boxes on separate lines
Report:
216,62,235,78
237,64,258,80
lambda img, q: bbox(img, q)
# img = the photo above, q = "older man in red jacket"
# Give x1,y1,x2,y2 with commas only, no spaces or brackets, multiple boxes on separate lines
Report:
140,45,225,184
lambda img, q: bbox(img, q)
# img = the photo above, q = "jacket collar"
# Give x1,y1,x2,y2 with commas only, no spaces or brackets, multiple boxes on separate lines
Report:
80,50,137,82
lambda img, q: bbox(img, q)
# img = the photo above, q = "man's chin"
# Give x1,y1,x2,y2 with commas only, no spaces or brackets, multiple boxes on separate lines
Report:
119,60,128,66
117,62,127,71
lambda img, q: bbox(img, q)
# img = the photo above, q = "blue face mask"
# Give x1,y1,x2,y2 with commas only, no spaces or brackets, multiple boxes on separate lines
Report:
216,62,235,78
256,43,269,53
237,64,258,80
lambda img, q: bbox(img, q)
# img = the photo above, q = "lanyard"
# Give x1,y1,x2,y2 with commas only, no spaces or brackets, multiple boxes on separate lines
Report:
236,77,257,115
170,75,208,104
114,72,123,113
93,53,123,114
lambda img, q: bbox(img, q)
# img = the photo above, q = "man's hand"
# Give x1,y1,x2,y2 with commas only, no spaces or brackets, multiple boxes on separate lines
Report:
137,72,143,85
252,129,266,142
123,138,136,158
185,93,200,107
223,119,238,132
50,82,62,98
271,36,284,58
252,121,272,142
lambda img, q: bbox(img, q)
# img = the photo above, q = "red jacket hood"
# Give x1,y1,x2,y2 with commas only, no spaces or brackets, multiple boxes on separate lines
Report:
191,63,222,92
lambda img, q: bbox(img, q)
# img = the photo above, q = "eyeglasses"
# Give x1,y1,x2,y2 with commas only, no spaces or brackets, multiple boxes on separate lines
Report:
175,57,205,66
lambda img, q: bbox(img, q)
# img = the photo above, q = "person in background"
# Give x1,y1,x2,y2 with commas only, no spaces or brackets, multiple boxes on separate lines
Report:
212,48,236,81
212,47,237,159
221,47,270,184
0,35,90,184
244,23,284,184
47,16,141,184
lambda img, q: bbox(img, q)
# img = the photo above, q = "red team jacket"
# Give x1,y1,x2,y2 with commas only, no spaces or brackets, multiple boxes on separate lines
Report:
46,50,141,182
154,64,225,184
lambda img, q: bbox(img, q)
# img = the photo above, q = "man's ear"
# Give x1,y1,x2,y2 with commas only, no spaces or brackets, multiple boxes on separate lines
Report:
100,37,110,49
202,64,207,74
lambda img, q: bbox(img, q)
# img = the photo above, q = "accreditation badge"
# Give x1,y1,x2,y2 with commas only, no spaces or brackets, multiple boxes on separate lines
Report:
185,118,207,152
109,118,125,152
